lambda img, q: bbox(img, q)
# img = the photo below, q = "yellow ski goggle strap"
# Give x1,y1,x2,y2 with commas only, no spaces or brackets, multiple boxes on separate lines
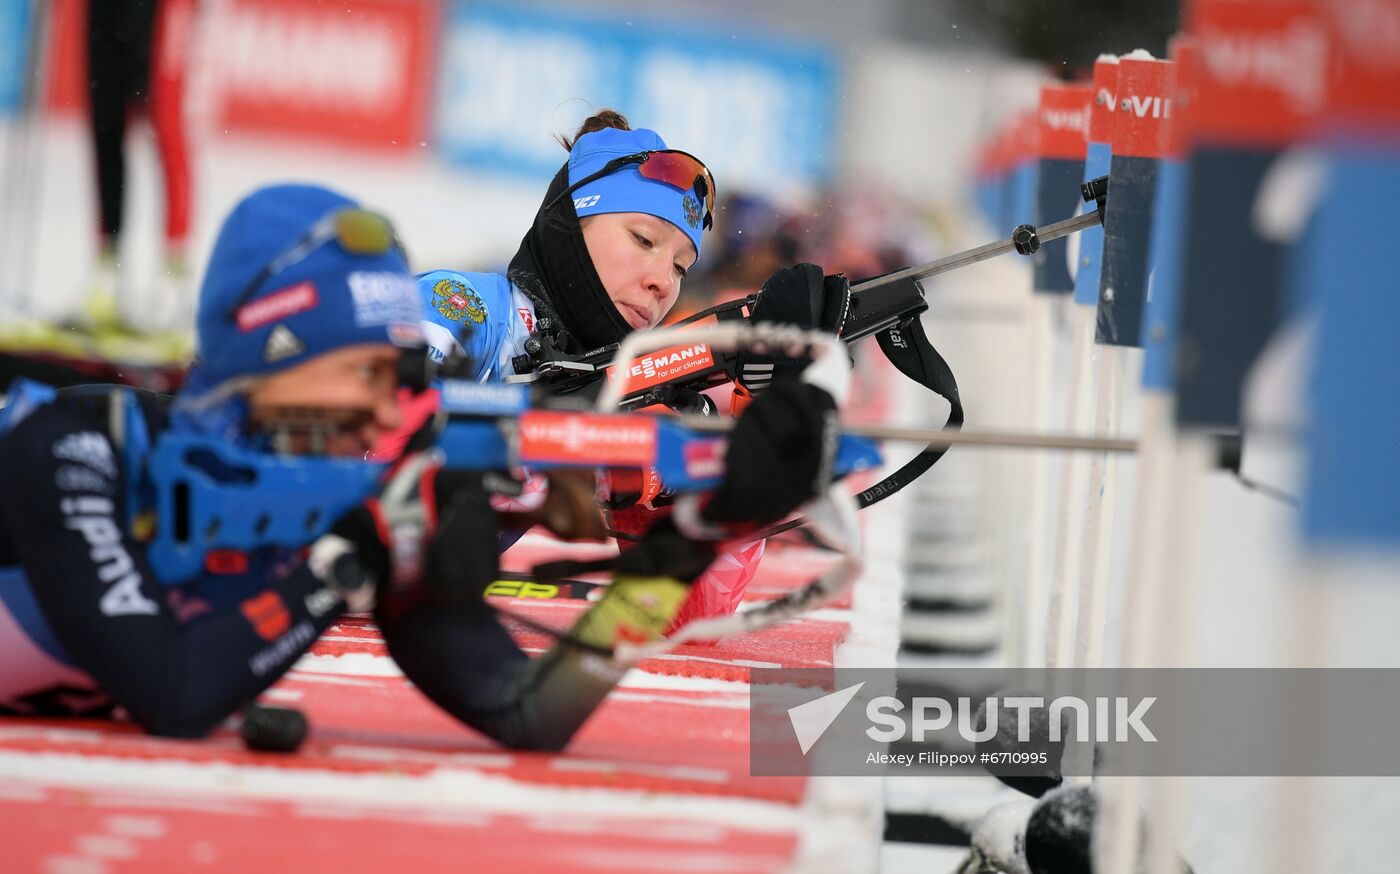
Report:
225,208,405,322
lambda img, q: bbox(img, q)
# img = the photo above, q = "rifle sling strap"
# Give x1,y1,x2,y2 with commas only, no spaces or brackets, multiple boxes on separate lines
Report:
860,316,964,510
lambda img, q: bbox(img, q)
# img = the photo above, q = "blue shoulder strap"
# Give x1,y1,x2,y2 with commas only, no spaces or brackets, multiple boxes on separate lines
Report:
0,379,57,436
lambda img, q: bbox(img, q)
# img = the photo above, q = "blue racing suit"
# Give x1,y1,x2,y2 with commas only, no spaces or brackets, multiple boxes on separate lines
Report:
0,379,669,752
0,384,347,735
415,270,538,381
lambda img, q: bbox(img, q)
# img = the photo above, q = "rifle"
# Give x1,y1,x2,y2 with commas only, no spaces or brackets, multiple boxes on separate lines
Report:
126,325,874,655
516,176,1109,404
140,326,881,586
132,178,1111,653
508,176,1109,524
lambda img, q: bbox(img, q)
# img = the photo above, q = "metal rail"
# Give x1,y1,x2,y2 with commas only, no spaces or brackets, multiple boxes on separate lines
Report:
679,415,1138,454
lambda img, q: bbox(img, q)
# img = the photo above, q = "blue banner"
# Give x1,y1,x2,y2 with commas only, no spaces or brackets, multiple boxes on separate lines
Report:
1301,146,1400,549
435,3,837,192
0,0,30,117
1073,141,1112,306
1139,156,1189,391
1032,155,1084,295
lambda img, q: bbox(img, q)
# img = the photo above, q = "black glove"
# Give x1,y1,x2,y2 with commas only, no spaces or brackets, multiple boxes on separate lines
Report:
314,506,388,612
738,263,851,395
314,453,491,610
702,377,839,528
422,473,501,608
613,378,840,580
613,516,718,584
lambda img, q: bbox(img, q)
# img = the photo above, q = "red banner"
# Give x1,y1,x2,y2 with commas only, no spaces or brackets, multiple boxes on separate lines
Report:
1323,0,1400,125
1162,37,1201,160
44,0,438,151
211,0,437,149
1037,83,1092,160
1111,58,1174,159
1187,0,1331,146
1089,57,1120,144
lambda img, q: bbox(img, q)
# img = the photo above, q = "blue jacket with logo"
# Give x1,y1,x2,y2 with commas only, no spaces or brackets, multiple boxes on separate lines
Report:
415,270,538,382
0,384,344,733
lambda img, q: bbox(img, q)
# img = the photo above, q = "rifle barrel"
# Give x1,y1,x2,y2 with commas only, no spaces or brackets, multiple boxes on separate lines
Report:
679,415,1138,453
851,209,1104,295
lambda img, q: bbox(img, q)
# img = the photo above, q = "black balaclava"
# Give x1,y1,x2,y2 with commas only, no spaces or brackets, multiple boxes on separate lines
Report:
507,164,632,354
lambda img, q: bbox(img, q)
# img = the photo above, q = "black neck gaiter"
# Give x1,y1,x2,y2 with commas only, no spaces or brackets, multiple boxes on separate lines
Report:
507,165,632,354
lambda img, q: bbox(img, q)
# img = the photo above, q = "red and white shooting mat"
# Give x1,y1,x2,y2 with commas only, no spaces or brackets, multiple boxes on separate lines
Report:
0,539,852,874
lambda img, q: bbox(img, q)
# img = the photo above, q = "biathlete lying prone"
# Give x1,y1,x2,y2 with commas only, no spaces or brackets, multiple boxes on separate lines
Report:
0,180,851,750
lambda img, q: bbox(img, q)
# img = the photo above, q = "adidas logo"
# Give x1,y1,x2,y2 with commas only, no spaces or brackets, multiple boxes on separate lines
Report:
263,324,305,363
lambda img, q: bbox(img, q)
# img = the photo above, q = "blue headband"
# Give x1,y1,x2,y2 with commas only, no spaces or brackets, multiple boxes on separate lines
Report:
567,127,708,262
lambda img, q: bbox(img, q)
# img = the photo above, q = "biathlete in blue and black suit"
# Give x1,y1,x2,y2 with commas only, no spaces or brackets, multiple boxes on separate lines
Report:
0,180,841,750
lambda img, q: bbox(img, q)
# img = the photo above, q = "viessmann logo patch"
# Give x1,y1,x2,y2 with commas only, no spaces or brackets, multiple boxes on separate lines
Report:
611,343,716,394
517,411,658,467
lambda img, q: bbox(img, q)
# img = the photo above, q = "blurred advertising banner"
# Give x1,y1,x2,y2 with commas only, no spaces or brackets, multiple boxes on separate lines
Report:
1173,0,1330,428
435,2,838,191
0,0,31,116
203,0,438,148
42,0,438,150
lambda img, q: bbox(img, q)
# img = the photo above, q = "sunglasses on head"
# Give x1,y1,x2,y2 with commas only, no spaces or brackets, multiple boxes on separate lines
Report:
547,149,718,231
225,208,405,323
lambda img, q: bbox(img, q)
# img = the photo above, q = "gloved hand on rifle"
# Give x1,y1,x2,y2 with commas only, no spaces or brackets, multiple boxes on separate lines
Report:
735,262,851,402
310,451,497,612
618,350,845,583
